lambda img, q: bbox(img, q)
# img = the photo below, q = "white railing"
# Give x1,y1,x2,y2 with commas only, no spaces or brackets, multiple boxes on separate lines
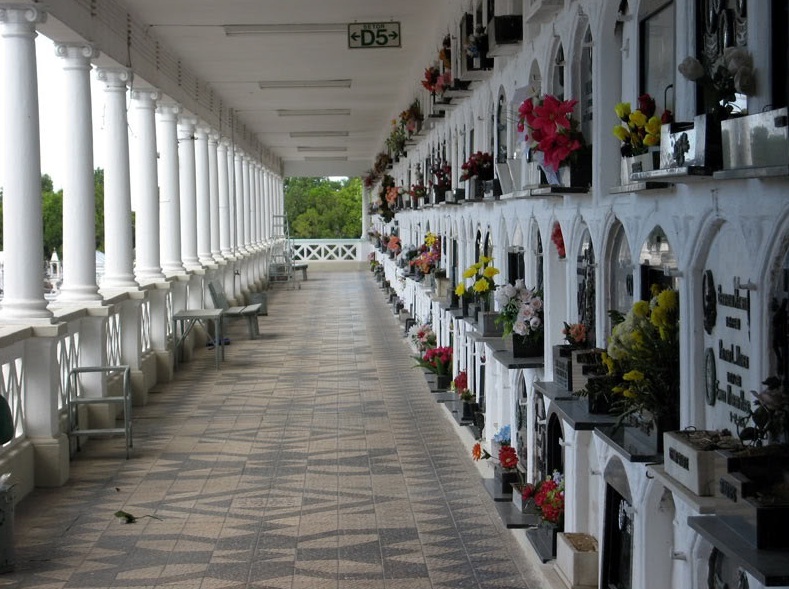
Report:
106,307,122,367
0,341,25,445
292,239,365,262
140,298,152,353
56,330,81,411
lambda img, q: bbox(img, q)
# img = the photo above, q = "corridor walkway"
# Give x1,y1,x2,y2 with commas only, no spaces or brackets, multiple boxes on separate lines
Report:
4,271,549,589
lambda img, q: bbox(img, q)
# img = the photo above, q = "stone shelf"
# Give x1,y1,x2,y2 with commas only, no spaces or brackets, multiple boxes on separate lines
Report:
594,425,662,463
608,181,674,194
534,380,576,402
529,185,590,196
491,349,544,370
550,398,618,432
713,164,789,180
631,166,715,183
689,516,789,586
646,465,727,515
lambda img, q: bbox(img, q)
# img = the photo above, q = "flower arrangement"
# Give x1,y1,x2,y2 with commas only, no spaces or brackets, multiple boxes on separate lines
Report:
457,256,500,306
498,445,518,470
452,370,473,402
399,99,423,137
386,234,401,253
465,24,486,59
410,232,441,274
612,93,670,157
734,376,789,447
430,160,452,194
602,286,679,424
678,47,755,118
494,280,544,338
415,346,453,376
471,442,491,461
562,322,588,348
532,470,565,525
551,222,566,259
422,66,452,97
517,95,585,172
409,183,427,200
492,424,511,446
408,323,437,353
385,119,407,158
459,151,494,181
385,186,403,206
439,34,452,69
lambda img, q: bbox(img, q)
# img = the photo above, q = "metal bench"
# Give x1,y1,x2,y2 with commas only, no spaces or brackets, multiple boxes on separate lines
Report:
293,262,308,280
208,281,261,339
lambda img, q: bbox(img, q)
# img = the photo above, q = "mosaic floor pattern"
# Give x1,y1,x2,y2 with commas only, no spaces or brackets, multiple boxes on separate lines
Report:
2,270,548,588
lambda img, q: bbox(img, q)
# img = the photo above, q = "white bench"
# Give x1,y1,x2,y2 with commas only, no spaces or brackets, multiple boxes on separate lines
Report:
208,281,261,339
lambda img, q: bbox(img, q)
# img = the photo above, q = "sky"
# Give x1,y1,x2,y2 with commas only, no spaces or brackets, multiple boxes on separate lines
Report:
0,32,106,192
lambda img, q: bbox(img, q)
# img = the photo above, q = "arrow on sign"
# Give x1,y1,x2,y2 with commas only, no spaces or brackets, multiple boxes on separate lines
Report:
389,31,398,41
350,32,360,41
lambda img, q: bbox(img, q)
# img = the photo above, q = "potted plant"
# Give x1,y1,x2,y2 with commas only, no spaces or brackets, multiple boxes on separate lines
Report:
494,280,544,358
553,322,590,391
525,470,565,561
460,151,494,199
517,95,589,188
451,370,476,422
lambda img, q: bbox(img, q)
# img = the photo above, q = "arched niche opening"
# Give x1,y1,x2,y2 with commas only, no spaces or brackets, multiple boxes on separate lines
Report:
550,42,565,100
602,457,634,589
606,221,633,336
546,411,564,476
530,221,545,293
576,226,596,344
639,226,678,300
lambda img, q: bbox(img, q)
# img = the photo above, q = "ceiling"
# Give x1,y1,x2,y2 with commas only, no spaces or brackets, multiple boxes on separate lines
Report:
40,0,453,178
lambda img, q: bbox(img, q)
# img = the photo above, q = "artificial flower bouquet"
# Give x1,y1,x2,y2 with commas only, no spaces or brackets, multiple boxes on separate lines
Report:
452,370,473,402
457,256,500,307
612,93,671,157
678,46,755,118
551,222,566,259
408,323,436,353
459,151,494,181
532,470,565,525
602,286,679,425
494,280,544,338
517,94,585,172
562,322,588,348
415,346,453,376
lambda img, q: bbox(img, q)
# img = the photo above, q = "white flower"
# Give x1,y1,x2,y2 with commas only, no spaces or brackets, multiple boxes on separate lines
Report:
678,56,705,81
514,279,525,291
530,316,542,329
520,305,534,320
513,320,527,336
530,297,543,310
503,284,516,298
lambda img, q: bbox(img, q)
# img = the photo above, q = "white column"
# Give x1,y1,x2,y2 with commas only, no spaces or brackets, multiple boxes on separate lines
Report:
361,184,371,238
95,67,136,289
194,124,213,266
217,138,232,258
242,155,251,250
156,104,184,274
228,145,237,252
177,115,199,269
234,151,245,252
0,5,51,321
207,132,221,260
54,42,102,303
261,169,269,240
130,88,165,283
249,160,257,248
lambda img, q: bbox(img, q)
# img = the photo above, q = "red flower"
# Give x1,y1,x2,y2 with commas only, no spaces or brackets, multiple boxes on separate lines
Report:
498,445,518,469
551,222,566,259
521,484,535,499
637,93,656,118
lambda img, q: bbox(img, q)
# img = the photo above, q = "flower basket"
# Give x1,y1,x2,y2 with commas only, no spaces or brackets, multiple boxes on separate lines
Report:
720,107,788,171
663,430,741,497
555,533,599,588
620,148,661,185
493,463,519,496
478,311,503,337
512,333,543,358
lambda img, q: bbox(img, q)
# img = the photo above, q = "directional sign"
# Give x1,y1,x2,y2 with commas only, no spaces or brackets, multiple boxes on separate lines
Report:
348,22,401,49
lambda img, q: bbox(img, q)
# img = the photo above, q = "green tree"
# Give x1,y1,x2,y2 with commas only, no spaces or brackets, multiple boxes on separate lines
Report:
42,185,63,259
94,168,105,252
284,177,362,238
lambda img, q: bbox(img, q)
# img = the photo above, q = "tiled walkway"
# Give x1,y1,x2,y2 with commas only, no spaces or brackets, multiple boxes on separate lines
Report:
3,270,550,589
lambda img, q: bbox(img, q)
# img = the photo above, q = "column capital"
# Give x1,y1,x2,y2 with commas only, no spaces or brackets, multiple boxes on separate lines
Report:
130,87,160,104
207,131,220,145
156,102,182,120
0,4,46,28
54,42,99,65
219,137,232,149
95,67,131,88
177,114,197,129
194,124,210,138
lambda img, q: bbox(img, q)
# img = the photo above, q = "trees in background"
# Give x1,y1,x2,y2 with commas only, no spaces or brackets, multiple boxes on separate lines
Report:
284,177,362,238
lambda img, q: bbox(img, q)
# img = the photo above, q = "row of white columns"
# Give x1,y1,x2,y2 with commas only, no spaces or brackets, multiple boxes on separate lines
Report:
0,4,284,322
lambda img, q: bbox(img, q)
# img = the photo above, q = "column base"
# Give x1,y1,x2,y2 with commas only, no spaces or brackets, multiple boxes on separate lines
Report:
30,434,69,488
155,350,174,383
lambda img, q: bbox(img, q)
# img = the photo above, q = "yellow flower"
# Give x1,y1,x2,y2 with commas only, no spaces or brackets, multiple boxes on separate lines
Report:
643,133,660,147
482,266,500,278
631,330,644,345
613,125,630,142
650,306,667,329
602,352,614,373
629,110,647,128
632,300,650,318
612,386,624,395
645,116,661,135
623,370,644,382
657,289,678,312
614,102,631,120
479,255,492,265
623,388,637,399
455,283,466,296
473,278,490,293
463,267,477,279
